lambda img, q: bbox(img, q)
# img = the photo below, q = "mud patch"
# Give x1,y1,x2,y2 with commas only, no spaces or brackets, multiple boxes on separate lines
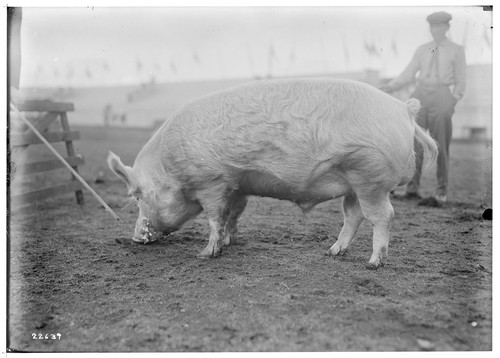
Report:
7,128,492,352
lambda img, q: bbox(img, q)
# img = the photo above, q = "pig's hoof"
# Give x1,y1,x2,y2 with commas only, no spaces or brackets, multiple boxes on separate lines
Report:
365,261,385,270
367,251,387,269
365,263,380,270
198,245,222,259
326,245,348,256
222,235,235,246
222,231,237,246
132,237,149,244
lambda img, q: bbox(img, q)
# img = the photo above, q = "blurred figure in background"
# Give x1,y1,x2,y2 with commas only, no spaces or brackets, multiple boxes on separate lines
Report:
8,8,23,133
381,11,466,204
103,103,113,128
8,7,22,103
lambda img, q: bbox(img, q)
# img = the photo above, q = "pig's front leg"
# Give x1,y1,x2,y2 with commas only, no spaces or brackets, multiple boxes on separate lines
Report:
199,218,226,258
197,187,232,258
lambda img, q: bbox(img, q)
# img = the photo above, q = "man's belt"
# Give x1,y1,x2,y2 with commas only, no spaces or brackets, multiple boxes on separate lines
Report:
416,78,451,91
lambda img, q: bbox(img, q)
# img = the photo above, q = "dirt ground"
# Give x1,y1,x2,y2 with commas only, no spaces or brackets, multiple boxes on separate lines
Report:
7,126,492,352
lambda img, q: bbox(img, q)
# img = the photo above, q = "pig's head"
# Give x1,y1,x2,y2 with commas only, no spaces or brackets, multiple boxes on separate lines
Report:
107,151,202,243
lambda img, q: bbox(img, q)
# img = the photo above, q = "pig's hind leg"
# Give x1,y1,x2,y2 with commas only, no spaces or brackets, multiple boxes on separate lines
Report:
327,191,364,256
357,192,394,270
335,149,397,268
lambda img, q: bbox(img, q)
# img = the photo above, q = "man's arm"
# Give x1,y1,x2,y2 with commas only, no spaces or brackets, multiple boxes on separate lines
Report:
452,46,466,101
382,48,421,93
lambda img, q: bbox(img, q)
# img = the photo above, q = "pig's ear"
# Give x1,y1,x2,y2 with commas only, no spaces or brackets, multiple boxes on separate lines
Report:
107,151,134,187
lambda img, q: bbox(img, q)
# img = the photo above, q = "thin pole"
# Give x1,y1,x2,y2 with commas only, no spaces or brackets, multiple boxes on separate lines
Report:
10,102,121,221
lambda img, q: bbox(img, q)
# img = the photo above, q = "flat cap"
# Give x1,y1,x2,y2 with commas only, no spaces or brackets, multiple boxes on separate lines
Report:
426,11,452,24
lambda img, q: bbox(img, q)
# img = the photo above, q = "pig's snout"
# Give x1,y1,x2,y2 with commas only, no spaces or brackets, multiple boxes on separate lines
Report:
132,219,163,244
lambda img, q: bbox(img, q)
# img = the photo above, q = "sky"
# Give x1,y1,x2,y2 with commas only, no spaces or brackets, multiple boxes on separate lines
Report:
16,5,493,87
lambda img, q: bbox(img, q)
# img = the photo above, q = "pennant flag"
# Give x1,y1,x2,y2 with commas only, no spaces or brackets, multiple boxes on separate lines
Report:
268,42,275,77
246,43,255,75
363,38,371,55
192,52,200,64
391,35,398,57
364,37,380,57
372,41,380,57
289,46,295,63
170,60,177,74
66,66,74,79
286,40,296,76
341,35,350,65
364,38,373,56
483,27,491,48
269,43,275,59
85,67,92,79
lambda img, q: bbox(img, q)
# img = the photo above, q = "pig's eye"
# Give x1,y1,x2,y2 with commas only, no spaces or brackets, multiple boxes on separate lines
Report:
131,187,142,200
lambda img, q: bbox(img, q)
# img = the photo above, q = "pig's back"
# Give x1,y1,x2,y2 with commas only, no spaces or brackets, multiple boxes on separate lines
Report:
160,78,412,188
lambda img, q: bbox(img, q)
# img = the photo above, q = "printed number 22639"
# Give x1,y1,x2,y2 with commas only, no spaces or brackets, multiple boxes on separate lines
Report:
32,333,61,340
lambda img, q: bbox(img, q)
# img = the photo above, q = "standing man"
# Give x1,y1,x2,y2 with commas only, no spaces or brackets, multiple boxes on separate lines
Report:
381,11,466,204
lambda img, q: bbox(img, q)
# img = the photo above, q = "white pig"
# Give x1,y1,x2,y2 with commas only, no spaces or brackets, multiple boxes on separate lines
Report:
108,78,437,269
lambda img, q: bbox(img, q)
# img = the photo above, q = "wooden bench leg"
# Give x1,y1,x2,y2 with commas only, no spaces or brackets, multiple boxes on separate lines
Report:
60,112,84,205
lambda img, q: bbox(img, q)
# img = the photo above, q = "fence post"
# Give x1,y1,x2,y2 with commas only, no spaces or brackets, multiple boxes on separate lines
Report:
60,112,84,204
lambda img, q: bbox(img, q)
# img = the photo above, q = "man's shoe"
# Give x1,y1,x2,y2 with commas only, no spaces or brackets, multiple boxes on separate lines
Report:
435,194,447,203
418,196,442,207
397,192,422,200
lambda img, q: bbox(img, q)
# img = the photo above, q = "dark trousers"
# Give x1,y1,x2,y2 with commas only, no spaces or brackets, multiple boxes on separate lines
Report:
406,85,457,196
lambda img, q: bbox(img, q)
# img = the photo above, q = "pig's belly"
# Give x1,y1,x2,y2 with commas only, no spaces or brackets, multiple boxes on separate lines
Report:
237,170,350,209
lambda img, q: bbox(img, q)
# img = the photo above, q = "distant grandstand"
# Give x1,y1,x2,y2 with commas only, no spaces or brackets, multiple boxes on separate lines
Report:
18,64,491,140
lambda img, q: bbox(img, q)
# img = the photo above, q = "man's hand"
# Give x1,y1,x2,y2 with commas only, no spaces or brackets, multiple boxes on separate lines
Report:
379,84,393,93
